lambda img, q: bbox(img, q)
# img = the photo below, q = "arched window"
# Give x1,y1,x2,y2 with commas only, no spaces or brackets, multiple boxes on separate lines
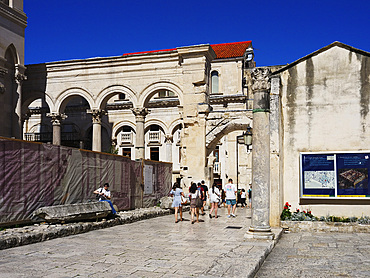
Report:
211,71,219,94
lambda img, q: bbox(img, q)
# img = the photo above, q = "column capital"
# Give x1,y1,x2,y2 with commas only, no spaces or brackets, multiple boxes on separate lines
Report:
87,109,107,124
47,112,68,125
131,107,149,119
251,67,271,92
15,64,27,84
164,134,173,143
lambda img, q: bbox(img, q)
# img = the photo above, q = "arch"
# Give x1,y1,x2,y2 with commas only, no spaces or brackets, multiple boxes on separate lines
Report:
206,121,253,157
144,119,168,134
28,123,52,133
169,119,183,135
4,44,19,65
112,120,137,138
97,84,138,109
139,81,183,108
22,92,53,114
54,87,94,113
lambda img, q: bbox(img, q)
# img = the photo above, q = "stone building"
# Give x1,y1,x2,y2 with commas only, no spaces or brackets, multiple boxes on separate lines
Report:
22,41,255,191
1,0,369,225
270,42,370,224
0,0,27,139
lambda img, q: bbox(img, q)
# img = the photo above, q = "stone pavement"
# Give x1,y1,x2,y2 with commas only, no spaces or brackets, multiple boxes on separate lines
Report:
0,207,282,278
255,231,370,278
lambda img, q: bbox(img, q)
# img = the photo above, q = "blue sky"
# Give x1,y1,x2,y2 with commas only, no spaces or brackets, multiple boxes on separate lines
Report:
24,0,370,66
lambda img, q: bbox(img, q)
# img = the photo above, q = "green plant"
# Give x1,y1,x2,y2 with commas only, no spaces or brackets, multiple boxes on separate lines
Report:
280,202,292,220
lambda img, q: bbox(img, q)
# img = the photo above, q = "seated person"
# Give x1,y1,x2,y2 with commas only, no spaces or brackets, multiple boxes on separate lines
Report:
94,183,116,214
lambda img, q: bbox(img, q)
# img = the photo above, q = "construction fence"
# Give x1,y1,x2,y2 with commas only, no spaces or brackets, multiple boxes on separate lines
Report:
0,137,172,225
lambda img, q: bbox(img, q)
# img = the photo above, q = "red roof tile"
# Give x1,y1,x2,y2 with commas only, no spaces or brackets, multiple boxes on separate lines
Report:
121,41,252,59
211,41,252,59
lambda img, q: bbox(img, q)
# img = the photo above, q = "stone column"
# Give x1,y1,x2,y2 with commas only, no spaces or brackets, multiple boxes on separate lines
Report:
165,134,173,162
47,112,67,145
14,65,26,139
131,107,149,160
87,109,107,152
245,67,274,240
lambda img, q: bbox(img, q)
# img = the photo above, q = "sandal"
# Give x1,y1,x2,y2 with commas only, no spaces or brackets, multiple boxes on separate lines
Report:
191,221,194,224
175,220,179,223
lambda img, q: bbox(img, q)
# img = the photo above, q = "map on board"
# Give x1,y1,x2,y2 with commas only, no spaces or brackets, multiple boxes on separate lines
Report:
304,170,335,189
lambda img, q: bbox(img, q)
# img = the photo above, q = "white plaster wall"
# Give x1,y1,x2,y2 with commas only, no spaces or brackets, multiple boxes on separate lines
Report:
280,46,370,217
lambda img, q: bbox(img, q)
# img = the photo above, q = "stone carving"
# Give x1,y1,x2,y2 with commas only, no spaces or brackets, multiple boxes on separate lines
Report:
46,112,68,125
251,67,271,92
15,64,27,85
87,109,107,124
164,134,173,143
131,107,149,118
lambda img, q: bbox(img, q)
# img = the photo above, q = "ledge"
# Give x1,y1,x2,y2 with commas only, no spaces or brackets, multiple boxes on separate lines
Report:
281,221,370,233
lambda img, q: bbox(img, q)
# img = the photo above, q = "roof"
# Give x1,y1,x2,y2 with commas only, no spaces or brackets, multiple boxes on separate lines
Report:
122,41,252,59
272,41,370,75
211,41,252,59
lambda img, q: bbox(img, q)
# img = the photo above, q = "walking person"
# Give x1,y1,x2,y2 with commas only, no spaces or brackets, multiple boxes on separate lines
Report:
189,182,200,224
170,182,185,223
221,187,226,207
247,185,252,208
240,188,247,208
209,182,220,218
224,178,237,218
200,180,209,215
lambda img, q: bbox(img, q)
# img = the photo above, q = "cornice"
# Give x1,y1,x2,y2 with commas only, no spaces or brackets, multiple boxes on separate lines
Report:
0,4,27,28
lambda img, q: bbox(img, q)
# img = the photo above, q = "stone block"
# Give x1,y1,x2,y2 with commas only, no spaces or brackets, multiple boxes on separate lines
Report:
159,196,173,209
32,202,112,223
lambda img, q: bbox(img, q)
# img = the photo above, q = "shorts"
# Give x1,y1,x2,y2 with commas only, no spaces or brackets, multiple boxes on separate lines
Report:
226,199,236,206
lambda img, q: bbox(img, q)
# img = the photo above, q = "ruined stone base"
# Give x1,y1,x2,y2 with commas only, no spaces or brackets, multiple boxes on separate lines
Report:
33,202,112,223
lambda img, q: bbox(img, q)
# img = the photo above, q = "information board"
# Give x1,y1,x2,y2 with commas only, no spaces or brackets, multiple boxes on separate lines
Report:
300,152,370,198
144,165,154,194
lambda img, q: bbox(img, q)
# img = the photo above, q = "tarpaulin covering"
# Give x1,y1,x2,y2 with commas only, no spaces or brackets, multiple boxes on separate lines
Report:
142,160,173,207
0,137,172,225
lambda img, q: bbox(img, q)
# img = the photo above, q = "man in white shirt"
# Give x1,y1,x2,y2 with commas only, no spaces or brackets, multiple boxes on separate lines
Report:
93,183,116,214
94,183,111,201
224,178,237,217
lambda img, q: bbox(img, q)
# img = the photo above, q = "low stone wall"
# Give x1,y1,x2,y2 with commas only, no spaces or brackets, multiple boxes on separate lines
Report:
281,221,370,233
0,207,177,250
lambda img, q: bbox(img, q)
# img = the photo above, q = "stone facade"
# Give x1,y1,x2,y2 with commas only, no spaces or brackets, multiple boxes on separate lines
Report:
2,1,369,227
271,42,370,223
22,42,254,191
0,0,27,139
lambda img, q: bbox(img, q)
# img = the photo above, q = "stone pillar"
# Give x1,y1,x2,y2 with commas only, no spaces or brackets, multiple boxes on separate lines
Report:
131,107,149,159
269,75,283,227
165,134,173,162
14,64,26,139
47,112,67,145
245,67,274,240
87,109,107,152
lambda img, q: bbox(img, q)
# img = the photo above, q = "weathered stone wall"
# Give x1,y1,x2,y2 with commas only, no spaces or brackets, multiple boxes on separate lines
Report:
277,44,370,218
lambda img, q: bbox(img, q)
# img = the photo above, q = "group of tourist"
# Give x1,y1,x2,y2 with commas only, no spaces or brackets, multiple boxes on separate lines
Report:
170,178,251,224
